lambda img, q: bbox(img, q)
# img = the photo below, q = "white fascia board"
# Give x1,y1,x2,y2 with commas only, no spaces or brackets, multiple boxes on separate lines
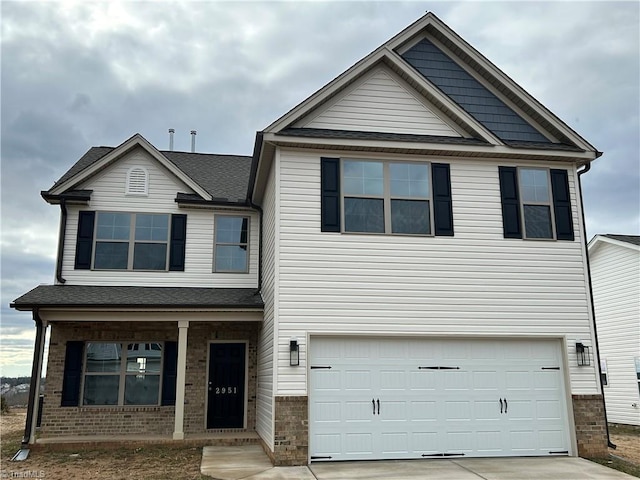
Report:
263,132,597,162
416,15,598,154
50,134,212,200
264,49,391,133
588,235,640,253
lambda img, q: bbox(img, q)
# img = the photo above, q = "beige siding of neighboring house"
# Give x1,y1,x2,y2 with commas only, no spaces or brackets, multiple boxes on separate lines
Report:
59,149,259,288
272,147,599,396
256,157,278,448
300,67,461,137
591,241,640,426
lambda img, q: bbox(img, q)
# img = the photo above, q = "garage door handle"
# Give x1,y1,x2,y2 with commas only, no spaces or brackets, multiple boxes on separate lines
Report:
499,398,503,414
372,399,376,415
377,399,380,415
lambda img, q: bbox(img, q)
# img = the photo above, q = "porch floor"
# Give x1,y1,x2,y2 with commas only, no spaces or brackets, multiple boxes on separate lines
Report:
34,431,260,449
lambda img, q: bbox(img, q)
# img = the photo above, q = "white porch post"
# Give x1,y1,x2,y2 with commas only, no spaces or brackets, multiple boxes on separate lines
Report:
173,320,189,440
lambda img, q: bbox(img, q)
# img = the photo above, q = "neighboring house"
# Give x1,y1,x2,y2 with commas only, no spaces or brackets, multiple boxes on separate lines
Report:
11,12,609,464
588,234,640,427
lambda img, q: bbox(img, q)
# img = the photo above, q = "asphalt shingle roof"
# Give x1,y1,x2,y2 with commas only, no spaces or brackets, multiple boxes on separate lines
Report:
11,285,264,311
49,147,252,204
603,234,640,246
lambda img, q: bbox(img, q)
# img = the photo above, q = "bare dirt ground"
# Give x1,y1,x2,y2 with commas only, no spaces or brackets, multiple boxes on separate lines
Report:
2,408,640,479
1,408,210,479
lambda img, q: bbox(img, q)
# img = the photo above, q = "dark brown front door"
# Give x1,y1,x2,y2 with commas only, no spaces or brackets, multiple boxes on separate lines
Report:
207,343,246,429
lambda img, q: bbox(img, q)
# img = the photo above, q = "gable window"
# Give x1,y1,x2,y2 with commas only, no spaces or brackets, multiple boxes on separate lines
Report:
94,212,169,270
214,215,249,272
498,166,574,241
126,167,149,196
321,157,453,236
82,342,163,406
74,211,187,271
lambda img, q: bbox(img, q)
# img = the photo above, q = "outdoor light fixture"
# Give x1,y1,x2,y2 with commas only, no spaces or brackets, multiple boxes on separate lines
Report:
575,342,591,367
289,339,300,366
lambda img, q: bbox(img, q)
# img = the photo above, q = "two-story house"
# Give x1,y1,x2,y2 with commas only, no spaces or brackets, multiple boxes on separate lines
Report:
11,12,608,465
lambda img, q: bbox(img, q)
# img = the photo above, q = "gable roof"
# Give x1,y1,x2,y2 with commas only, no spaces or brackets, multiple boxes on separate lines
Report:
260,12,599,157
588,234,640,253
45,134,253,205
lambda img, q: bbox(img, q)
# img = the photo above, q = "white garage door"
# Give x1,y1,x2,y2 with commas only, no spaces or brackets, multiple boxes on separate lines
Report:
309,337,571,461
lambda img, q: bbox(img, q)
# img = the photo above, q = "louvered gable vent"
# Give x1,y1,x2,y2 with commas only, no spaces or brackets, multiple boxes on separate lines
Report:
126,166,148,195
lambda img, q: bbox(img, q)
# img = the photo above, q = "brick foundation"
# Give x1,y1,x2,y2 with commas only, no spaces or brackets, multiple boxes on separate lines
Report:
41,321,259,439
272,395,308,466
572,394,609,458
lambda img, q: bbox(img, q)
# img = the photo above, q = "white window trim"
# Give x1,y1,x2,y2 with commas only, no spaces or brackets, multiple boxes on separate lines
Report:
518,167,556,240
93,212,170,271
340,159,434,236
81,341,164,407
126,166,149,196
213,214,251,273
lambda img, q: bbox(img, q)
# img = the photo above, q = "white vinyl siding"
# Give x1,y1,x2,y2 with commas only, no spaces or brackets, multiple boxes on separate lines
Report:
590,240,640,426
274,148,598,396
60,149,259,288
301,68,461,137
256,159,278,448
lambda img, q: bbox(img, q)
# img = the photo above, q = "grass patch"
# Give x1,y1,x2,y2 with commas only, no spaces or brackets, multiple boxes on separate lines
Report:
591,456,640,478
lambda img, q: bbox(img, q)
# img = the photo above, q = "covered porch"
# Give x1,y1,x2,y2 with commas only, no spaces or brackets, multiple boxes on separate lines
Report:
10,285,264,446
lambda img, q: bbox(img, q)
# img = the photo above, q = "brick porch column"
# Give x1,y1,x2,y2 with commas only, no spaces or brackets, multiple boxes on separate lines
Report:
173,320,189,440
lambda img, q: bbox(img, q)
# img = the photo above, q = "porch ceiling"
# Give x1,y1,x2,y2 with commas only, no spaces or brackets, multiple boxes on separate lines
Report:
10,285,264,311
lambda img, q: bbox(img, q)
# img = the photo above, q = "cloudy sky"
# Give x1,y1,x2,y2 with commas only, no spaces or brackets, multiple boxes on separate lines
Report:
1,1,639,377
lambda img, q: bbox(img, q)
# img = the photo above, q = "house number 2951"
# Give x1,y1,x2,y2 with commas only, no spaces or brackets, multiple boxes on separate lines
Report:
215,386,237,394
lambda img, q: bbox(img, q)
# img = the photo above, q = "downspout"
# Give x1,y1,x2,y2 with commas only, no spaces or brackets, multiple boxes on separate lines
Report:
22,309,46,448
577,161,616,450
55,198,67,284
249,201,264,292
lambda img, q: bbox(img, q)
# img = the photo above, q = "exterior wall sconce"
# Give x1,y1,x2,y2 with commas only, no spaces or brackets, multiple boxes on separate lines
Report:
290,339,300,366
576,342,591,366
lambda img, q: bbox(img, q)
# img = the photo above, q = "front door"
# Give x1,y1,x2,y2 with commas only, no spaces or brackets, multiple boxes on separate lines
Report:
207,342,246,429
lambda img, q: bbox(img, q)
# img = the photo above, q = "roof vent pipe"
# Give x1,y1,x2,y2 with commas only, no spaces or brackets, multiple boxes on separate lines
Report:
190,130,197,153
168,128,175,151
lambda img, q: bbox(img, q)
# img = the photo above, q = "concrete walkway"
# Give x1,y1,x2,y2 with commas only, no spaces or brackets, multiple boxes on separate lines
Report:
201,446,635,479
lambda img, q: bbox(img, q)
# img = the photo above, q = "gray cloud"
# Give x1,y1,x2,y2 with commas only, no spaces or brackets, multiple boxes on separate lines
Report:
1,1,638,375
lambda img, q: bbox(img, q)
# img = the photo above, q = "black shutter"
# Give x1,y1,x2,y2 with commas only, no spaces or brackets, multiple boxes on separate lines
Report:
74,211,95,269
161,341,178,406
61,341,84,407
169,214,187,271
431,163,454,236
498,167,523,239
320,157,341,232
550,169,574,241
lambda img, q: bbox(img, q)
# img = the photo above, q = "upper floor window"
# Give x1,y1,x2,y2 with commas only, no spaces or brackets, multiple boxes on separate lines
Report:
519,168,554,239
75,210,187,272
498,166,574,241
126,167,149,196
94,212,169,270
600,358,608,387
214,216,249,272
342,160,433,235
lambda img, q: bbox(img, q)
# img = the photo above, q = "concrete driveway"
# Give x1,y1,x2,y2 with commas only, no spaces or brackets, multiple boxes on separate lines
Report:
201,446,634,479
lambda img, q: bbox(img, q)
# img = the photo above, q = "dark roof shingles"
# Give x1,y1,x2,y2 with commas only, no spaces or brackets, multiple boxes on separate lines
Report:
603,234,640,246
49,146,252,203
11,285,263,310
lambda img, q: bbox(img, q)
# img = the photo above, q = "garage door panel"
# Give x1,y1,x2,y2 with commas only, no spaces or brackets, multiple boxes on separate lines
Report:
310,337,571,461
410,401,437,421
344,369,373,391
